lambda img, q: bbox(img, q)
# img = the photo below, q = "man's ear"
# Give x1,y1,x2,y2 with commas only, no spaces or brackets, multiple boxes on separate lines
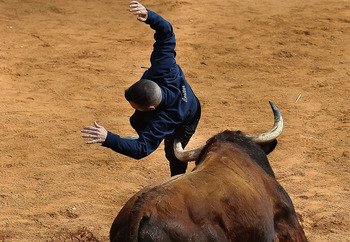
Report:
148,105,156,111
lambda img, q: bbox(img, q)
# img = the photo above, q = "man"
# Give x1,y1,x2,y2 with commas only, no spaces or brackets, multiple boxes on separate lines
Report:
81,1,201,176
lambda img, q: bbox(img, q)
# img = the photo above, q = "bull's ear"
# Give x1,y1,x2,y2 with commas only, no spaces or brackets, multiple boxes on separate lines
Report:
259,139,278,155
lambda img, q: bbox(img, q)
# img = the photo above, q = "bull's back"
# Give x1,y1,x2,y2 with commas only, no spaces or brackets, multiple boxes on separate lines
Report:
110,156,306,242
110,170,276,242
110,173,235,241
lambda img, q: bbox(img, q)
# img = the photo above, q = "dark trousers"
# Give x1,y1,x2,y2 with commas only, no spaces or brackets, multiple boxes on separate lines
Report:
130,99,201,177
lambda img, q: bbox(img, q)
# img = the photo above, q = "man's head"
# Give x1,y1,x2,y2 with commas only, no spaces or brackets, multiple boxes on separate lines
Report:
125,79,162,111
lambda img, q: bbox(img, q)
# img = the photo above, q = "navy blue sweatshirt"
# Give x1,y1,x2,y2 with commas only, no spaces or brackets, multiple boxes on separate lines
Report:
102,10,198,159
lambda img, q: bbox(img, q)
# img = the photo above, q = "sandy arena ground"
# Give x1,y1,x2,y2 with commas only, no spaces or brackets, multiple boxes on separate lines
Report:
0,0,349,241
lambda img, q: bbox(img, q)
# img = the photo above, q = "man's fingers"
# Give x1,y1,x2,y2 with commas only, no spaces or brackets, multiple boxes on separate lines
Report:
82,126,98,131
94,121,102,128
129,4,140,9
129,1,142,7
129,2,145,11
81,128,102,136
81,130,99,135
129,1,147,22
130,7,145,13
86,139,101,144
81,122,106,144
81,133,99,138
82,134,103,144
82,121,102,131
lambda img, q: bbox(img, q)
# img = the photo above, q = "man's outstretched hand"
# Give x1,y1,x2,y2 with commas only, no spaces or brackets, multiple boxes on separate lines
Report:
81,121,107,144
129,1,148,22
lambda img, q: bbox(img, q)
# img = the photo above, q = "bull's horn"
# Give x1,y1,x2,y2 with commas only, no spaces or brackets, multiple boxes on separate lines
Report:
173,140,203,162
245,101,284,144
173,101,283,161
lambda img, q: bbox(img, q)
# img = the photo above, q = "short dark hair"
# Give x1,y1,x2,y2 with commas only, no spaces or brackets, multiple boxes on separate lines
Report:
125,79,160,107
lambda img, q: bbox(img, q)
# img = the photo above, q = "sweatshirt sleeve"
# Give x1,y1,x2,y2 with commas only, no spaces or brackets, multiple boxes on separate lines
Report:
102,132,152,160
142,10,176,78
102,108,178,160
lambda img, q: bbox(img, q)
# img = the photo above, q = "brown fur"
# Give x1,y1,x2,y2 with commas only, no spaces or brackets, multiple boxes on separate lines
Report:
110,131,307,242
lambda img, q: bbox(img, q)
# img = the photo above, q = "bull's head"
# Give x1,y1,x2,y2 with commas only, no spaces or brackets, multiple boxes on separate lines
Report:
174,101,284,162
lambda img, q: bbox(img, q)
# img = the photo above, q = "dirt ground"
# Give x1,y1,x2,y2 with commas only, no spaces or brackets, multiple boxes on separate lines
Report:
0,0,349,241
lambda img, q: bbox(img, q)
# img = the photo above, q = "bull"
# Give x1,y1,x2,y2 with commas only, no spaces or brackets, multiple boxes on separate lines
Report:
110,101,307,242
